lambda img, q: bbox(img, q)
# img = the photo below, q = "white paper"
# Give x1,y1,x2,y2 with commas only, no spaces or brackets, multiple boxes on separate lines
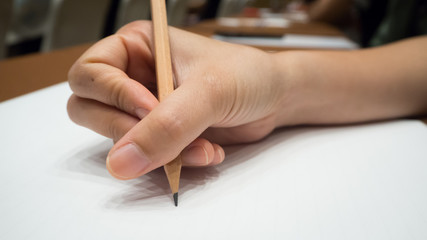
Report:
213,33,359,49
1,83,426,240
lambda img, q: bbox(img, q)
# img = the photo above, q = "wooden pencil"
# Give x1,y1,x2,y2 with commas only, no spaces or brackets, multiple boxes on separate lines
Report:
150,0,182,207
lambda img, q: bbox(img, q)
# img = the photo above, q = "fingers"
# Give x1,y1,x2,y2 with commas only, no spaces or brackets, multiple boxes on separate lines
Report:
68,23,158,119
67,21,228,181
68,94,225,168
107,137,225,180
181,139,225,167
106,82,223,180
67,94,139,142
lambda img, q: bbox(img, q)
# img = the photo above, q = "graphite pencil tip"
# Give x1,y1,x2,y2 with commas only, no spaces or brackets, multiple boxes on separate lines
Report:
173,192,178,207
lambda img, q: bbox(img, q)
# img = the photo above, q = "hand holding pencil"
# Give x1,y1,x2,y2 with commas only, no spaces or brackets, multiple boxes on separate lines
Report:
67,4,427,205
67,18,279,190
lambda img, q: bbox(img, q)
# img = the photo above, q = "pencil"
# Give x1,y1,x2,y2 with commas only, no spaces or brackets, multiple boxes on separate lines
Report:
150,0,182,207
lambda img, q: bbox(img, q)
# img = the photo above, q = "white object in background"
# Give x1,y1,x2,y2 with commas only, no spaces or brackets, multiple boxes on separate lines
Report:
282,11,309,22
218,17,291,28
213,33,359,49
259,8,309,23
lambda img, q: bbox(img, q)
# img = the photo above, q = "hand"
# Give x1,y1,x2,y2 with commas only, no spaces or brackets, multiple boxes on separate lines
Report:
67,21,288,180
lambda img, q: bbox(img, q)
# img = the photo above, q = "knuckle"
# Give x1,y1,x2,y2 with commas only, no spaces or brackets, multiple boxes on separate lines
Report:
109,80,128,111
141,111,186,162
67,61,91,94
118,20,152,35
69,59,132,114
107,116,123,141
155,110,186,143
66,94,82,125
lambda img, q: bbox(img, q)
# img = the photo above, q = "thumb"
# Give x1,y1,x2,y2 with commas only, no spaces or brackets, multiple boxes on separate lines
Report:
106,82,220,180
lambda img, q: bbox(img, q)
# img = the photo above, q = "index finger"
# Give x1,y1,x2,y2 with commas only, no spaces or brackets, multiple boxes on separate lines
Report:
68,21,159,118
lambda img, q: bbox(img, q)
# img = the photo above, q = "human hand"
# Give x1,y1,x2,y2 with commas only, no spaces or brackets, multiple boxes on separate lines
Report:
67,21,289,180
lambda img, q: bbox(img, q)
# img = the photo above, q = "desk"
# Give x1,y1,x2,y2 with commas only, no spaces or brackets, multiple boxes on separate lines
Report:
0,43,91,102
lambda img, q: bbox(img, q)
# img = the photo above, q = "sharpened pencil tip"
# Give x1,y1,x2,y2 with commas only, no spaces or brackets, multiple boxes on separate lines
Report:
173,193,178,207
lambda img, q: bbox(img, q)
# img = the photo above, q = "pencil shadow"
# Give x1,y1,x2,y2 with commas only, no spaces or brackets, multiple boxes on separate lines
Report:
103,129,302,209
61,120,398,180
105,166,221,209
60,139,222,208
217,121,395,171
218,127,303,170
103,168,172,209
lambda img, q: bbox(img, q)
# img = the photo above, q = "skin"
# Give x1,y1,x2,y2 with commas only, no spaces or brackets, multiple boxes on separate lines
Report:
67,21,427,180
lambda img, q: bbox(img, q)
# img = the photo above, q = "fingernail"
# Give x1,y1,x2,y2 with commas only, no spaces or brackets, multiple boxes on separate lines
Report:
182,146,209,166
135,108,150,119
107,143,150,179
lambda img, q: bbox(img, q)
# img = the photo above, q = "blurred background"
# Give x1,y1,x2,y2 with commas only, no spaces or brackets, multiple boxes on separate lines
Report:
0,0,322,60
1,0,425,60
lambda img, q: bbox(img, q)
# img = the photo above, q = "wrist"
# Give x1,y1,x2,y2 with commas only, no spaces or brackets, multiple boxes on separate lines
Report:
270,51,308,128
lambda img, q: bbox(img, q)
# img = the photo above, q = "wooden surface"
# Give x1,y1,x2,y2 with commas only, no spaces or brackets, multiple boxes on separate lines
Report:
0,43,92,102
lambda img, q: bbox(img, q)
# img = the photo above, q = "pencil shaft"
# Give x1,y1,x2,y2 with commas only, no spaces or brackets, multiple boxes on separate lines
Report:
151,0,174,100
150,0,182,199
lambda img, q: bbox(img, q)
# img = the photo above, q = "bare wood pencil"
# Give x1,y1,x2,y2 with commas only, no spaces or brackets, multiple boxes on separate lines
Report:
150,0,182,207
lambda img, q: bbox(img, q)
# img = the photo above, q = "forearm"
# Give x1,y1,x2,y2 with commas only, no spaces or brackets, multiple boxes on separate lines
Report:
274,36,427,127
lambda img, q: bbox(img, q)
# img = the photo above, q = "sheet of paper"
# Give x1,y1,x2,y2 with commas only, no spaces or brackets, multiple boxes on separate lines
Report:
213,33,359,49
1,83,426,239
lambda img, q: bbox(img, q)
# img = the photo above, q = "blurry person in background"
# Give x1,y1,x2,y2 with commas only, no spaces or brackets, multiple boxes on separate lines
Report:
302,0,427,47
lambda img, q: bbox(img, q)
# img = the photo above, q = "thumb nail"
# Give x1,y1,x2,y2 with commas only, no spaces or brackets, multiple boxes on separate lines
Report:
106,143,150,179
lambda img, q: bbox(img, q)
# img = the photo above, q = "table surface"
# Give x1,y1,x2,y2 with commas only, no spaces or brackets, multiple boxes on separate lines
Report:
0,43,92,102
